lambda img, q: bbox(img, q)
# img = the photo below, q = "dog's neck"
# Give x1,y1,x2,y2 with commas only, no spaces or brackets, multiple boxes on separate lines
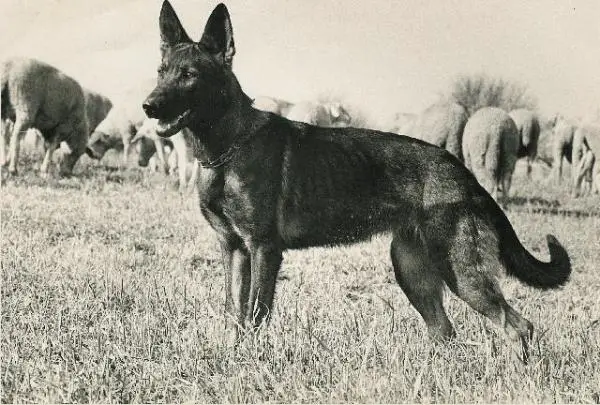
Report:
187,73,262,168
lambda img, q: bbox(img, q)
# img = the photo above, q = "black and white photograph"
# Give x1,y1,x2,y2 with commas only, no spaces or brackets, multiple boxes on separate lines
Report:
1,0,599,402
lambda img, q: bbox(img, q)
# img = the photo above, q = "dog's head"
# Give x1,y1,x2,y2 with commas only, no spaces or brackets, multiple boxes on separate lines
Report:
143,1,236,137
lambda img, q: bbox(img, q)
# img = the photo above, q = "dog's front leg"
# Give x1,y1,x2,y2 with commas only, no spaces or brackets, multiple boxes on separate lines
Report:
220,236,251,343
246,242,283,329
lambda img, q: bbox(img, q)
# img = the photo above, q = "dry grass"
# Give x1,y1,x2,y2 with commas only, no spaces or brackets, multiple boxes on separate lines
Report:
2,153,599,403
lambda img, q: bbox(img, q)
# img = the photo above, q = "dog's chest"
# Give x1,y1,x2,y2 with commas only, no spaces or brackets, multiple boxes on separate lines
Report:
198,169,276,239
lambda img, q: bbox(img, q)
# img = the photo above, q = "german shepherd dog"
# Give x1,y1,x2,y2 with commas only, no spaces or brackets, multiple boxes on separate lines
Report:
143,2,571,360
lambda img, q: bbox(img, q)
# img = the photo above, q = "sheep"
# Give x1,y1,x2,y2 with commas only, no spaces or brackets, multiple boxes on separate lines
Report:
133,118,198,192
252,96,294,116
462,107,520,201
412,101,469,162
573,125,600,196
85,104,147,166
550,116,587,186
285,101,352,127
508,108,540,177
1,57,89,177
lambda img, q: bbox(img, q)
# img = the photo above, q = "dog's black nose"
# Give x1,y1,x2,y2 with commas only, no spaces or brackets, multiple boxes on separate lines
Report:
142,101,159,118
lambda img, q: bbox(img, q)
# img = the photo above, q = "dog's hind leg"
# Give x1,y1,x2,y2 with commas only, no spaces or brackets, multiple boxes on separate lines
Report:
446,216,534,362
390,235,455,342
246,243,283,329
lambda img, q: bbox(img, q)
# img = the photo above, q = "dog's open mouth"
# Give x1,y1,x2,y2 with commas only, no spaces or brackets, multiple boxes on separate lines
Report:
156,109,193,137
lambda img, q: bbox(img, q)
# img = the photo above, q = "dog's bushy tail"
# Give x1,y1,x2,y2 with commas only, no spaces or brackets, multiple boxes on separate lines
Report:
498,214,571,289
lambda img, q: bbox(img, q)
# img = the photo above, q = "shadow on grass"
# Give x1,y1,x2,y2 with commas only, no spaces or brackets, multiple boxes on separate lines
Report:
76,163,146,182
506,196,561,208
504,196,600,218
1,171,84,191
2,162,155,189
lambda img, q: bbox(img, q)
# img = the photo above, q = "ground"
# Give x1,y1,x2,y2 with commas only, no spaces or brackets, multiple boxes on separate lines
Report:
1,151,599,403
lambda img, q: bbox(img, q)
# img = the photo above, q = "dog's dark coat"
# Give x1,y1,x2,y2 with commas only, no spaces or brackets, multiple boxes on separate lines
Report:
144,2,571,360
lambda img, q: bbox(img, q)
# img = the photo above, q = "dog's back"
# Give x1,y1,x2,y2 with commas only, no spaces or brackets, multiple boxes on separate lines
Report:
225,109,486,249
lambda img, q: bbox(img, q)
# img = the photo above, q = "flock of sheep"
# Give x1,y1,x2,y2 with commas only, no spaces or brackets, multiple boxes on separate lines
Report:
1,55,599,201
0,57,355,191
388,102,600,199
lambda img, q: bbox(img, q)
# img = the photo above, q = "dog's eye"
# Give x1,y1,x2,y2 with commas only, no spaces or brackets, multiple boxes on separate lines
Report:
180,70,196,79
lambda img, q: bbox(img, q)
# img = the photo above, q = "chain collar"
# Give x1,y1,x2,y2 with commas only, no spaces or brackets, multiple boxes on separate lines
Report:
195,100,261,169
197,130,255,169
198,143,239,168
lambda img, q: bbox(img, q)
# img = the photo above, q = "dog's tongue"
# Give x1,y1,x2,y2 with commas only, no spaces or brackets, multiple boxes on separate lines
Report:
156,119,177,136
156,110,191,137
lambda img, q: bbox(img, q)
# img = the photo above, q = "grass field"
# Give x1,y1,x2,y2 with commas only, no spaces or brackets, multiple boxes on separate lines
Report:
2,152,599,403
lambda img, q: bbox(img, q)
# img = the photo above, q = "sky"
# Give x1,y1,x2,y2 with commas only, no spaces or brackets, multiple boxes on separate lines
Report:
1,0,599,127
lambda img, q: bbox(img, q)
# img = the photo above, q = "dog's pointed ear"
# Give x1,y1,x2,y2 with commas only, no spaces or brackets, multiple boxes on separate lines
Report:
159,1,192,55
199,3,235,68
